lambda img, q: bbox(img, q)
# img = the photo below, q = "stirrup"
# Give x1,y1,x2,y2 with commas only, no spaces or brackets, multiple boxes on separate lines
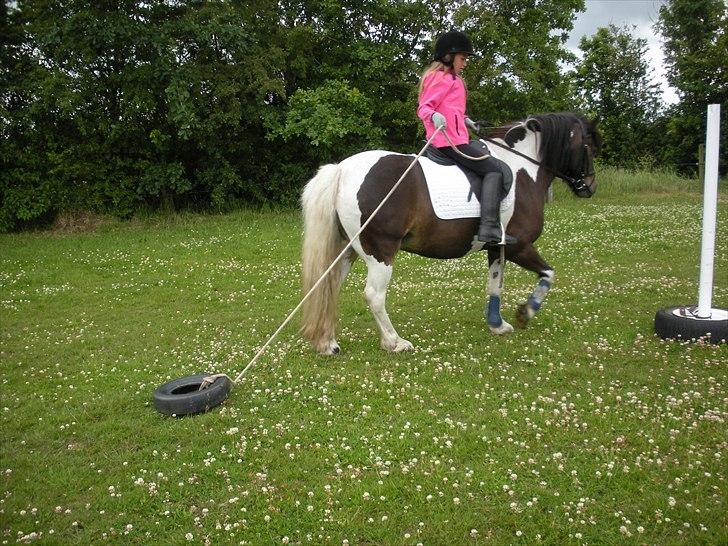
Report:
479,234,517,246
477,223,517,246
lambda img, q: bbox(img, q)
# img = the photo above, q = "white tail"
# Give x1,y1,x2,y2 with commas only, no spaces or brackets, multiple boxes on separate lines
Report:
301,164,346,353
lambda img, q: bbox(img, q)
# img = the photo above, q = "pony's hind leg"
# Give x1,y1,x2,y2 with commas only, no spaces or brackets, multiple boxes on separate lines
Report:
363,257,413,352
485,247,514,335
323,250,357,355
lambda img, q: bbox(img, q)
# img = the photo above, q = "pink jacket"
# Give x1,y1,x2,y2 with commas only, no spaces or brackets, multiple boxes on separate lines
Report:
417,70,469,148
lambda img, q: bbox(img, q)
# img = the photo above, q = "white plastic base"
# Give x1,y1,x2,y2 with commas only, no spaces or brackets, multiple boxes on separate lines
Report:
672,307,728,321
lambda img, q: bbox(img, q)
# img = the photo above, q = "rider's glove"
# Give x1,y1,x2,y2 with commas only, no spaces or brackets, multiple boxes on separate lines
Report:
465,117,480,132
432,112,447,130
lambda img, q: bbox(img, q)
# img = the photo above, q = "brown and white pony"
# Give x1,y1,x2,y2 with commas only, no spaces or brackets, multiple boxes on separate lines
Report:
300,112,601,354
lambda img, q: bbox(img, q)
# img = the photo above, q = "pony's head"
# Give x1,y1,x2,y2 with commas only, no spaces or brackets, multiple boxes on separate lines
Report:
501,113,602,197
526,113,601,197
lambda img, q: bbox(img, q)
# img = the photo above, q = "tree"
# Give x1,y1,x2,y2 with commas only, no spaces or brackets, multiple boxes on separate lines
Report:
1,0,591,230
269,0,586,148
458,0,585,124
656,0,727,174
573,24,663,166
0,0,286,228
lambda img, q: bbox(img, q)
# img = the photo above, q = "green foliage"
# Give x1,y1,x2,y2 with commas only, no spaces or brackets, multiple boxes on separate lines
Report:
573,25,663,167
657,0,727,107
1,0,722,230
267,80,385,160
1,0,284,228
656,0,728,173
463,0,585,122
2,0,591,230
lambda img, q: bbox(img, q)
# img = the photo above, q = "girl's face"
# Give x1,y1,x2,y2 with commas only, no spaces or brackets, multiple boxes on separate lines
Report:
453,53,469,75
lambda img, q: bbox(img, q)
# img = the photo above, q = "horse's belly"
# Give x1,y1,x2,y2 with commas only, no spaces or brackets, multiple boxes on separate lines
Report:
401,232,480,259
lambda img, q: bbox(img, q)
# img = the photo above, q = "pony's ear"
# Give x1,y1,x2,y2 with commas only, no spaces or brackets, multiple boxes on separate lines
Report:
525,118,541,132
590,116,600,129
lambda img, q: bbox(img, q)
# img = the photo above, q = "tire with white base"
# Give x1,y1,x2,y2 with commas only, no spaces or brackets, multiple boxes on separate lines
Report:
153,373,233,416
654,306,728,344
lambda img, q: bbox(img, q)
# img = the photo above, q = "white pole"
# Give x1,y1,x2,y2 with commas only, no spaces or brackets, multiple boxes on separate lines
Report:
697,104,721,318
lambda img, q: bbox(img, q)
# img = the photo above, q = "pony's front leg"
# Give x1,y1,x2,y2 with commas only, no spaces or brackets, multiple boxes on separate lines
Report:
509,244,554,328
485,247,514,335
363,257,414,352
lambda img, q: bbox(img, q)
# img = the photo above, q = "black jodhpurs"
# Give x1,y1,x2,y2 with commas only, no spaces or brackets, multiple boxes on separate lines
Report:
437,143,501,177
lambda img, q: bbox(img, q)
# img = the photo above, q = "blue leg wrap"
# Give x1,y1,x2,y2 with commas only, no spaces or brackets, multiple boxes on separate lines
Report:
486,296,502,327
527,279,551,312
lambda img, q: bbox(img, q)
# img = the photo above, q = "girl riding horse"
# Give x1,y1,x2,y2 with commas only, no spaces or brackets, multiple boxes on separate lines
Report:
418,30,516,247
300,30,601,355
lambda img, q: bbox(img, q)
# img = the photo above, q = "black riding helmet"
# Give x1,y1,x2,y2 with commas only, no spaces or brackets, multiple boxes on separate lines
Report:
434,30,474,65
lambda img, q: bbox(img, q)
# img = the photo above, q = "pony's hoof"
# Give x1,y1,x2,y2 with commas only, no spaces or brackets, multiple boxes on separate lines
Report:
318,341,341,356
516,304,534,328
489,321,514,335
382,337,414,352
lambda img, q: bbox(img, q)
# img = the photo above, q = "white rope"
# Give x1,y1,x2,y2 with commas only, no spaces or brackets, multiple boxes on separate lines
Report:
442,130,491,161
200,128,444,390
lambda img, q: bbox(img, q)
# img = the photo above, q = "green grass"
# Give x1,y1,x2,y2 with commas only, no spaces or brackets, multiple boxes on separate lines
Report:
1,171,727,545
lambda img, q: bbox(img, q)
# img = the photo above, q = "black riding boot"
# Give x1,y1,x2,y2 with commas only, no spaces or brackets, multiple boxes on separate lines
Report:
477,172,517,246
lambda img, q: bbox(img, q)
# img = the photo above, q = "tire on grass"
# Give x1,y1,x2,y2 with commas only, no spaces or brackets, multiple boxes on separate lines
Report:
153,373,233,416
654,306,728,344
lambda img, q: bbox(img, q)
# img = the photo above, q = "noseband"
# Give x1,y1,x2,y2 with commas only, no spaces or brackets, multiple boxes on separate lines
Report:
566,143,595,195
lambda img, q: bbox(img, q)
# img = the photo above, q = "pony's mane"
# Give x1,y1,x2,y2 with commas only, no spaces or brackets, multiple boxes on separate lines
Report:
487,112,597,174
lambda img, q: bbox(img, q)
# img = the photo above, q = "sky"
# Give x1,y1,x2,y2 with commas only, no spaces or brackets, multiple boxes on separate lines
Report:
565,0,678,104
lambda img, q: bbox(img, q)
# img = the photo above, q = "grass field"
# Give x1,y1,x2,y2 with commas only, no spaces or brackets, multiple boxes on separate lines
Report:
1,168,727,545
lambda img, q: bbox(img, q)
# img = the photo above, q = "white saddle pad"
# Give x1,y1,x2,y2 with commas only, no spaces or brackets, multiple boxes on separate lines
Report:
419,158,481,220
418,151,517,222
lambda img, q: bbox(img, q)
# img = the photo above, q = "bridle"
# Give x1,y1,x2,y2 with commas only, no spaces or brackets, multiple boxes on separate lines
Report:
481,125,595,195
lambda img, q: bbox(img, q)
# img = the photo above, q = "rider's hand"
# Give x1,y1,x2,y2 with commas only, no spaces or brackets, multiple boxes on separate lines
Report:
465,117,480,133
432,112,447,130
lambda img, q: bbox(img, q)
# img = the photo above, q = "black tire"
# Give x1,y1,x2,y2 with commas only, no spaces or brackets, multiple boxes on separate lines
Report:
153,373,233,416
654,306,728,344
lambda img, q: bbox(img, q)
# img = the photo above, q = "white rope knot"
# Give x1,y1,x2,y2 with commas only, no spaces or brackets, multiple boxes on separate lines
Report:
198,373,233,391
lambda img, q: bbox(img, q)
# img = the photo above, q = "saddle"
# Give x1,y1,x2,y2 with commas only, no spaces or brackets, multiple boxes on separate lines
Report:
425,139,513,200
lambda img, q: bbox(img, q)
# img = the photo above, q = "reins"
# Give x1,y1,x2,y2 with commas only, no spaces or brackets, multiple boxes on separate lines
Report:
443,122,592,194
480,133,593,194
441,131,491,161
